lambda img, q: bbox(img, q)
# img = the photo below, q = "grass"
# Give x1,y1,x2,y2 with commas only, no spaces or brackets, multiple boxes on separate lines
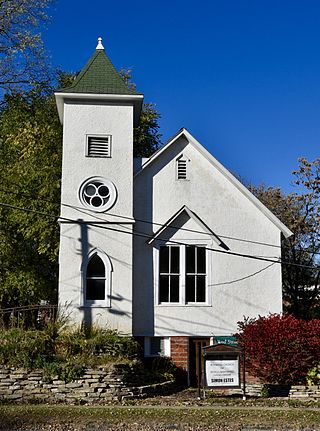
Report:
0,404,319,430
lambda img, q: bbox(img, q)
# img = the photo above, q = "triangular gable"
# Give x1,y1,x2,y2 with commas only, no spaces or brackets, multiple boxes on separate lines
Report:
147,205,230,250
136,128,293,239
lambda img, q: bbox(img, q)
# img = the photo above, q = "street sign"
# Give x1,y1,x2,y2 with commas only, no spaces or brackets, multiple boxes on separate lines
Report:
213,336,238,347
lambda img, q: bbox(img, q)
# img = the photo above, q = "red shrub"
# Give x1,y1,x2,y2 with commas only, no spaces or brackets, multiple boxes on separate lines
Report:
236,314,320,384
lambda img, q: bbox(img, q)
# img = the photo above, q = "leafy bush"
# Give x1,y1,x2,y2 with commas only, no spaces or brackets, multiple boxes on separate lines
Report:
306,364,320,386
144,357,178,383
43,358,85,383
56,327,139,359
237,314,320,384
0,328,53,368
0,326,139,373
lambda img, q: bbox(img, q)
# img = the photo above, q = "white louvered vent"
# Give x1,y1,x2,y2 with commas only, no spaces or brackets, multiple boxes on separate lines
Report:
87,136,111,158
177,158,187,180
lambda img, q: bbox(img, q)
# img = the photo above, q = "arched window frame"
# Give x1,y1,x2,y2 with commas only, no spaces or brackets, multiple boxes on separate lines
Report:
80,249,113,307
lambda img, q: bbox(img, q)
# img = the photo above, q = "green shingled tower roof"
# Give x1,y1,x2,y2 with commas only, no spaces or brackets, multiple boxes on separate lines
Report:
57,38,139,95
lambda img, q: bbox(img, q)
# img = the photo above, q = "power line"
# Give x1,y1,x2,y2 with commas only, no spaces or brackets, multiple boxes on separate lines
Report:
1,200,319,271
0,200,278,287
2,178,320,257
209,262,276,286
61,201,320,258
2,184,320,259
0,185,289,251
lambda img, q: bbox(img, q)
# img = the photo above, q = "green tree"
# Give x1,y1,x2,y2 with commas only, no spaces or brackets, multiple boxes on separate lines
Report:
134,102,161,157
0,88,62,308
250,158,320,318
0,0,53,93
119,68,161,156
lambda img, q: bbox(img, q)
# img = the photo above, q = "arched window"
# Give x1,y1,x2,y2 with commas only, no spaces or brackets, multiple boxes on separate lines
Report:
82,250,112,307
86,254,105,300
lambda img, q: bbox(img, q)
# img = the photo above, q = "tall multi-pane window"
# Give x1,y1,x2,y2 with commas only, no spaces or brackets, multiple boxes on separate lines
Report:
158,245,207,304
186,246,206,303
159,246,180,303
86,254,106,301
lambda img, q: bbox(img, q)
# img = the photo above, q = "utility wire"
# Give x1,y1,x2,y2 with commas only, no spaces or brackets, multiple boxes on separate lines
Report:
0,201,278,286
2,175,320,257
0,185,291,251
2,184,320,258
209,262,276,286
1,200,320,271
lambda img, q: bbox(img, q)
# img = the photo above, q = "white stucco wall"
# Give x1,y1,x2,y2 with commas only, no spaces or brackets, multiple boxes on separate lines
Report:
59,223,133,333
58,100,134,333
60,101,134,223
133,135,283,337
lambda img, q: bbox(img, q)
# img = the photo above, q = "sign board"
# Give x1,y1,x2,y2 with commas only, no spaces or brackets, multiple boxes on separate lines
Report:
202,343,241,389
205,357,239,387
213,336,238,347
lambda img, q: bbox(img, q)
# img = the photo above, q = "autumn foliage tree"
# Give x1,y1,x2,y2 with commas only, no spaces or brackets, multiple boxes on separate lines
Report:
250,158,320,318
237,314,320,384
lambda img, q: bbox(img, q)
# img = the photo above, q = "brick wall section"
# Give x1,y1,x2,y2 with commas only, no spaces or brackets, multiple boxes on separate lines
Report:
170,336,189,371
244,370,261,385
238,359,261,385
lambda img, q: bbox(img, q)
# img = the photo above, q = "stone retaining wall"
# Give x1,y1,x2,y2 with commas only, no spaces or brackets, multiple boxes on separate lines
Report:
209,384,320,399
289,385,320,400
0,366,176,404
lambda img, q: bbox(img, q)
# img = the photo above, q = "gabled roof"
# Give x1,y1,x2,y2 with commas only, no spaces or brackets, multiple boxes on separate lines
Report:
56,46,139,96
147,205,230,250
137,128,293,239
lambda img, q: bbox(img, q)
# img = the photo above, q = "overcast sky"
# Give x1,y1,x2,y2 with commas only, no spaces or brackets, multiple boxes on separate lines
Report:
43,0,320,192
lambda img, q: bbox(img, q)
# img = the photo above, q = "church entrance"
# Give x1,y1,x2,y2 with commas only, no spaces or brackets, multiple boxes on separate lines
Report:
189,337,210,387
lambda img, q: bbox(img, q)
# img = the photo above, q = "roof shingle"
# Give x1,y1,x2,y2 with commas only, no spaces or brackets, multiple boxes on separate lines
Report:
57,48,139,95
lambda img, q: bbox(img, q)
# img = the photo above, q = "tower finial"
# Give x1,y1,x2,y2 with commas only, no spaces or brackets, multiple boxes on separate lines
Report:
96,37,104,50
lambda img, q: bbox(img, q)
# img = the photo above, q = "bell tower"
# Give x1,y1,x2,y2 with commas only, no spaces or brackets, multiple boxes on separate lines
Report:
55,38,143,332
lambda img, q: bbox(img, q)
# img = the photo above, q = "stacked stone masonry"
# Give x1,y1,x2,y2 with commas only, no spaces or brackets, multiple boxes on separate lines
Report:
0,366,175,404
289,386,320,400
0,367,319,403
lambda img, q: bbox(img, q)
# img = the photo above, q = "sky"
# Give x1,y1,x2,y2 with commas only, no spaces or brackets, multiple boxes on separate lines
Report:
43,0,320,192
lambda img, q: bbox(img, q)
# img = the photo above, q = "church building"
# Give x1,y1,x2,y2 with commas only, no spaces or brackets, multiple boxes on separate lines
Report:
55,38,292,377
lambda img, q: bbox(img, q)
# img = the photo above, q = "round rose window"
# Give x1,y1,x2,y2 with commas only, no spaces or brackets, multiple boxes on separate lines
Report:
79,177,117,212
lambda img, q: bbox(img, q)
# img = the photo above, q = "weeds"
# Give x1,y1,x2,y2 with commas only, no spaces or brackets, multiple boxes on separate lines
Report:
0,326,173,384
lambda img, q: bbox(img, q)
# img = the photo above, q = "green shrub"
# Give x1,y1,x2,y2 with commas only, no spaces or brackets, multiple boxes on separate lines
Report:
43,358,85,383
56,327,139,359
0,328,53,368
144,357,178,383
0,326,140,371
306,364,320,386
260,386,270,398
